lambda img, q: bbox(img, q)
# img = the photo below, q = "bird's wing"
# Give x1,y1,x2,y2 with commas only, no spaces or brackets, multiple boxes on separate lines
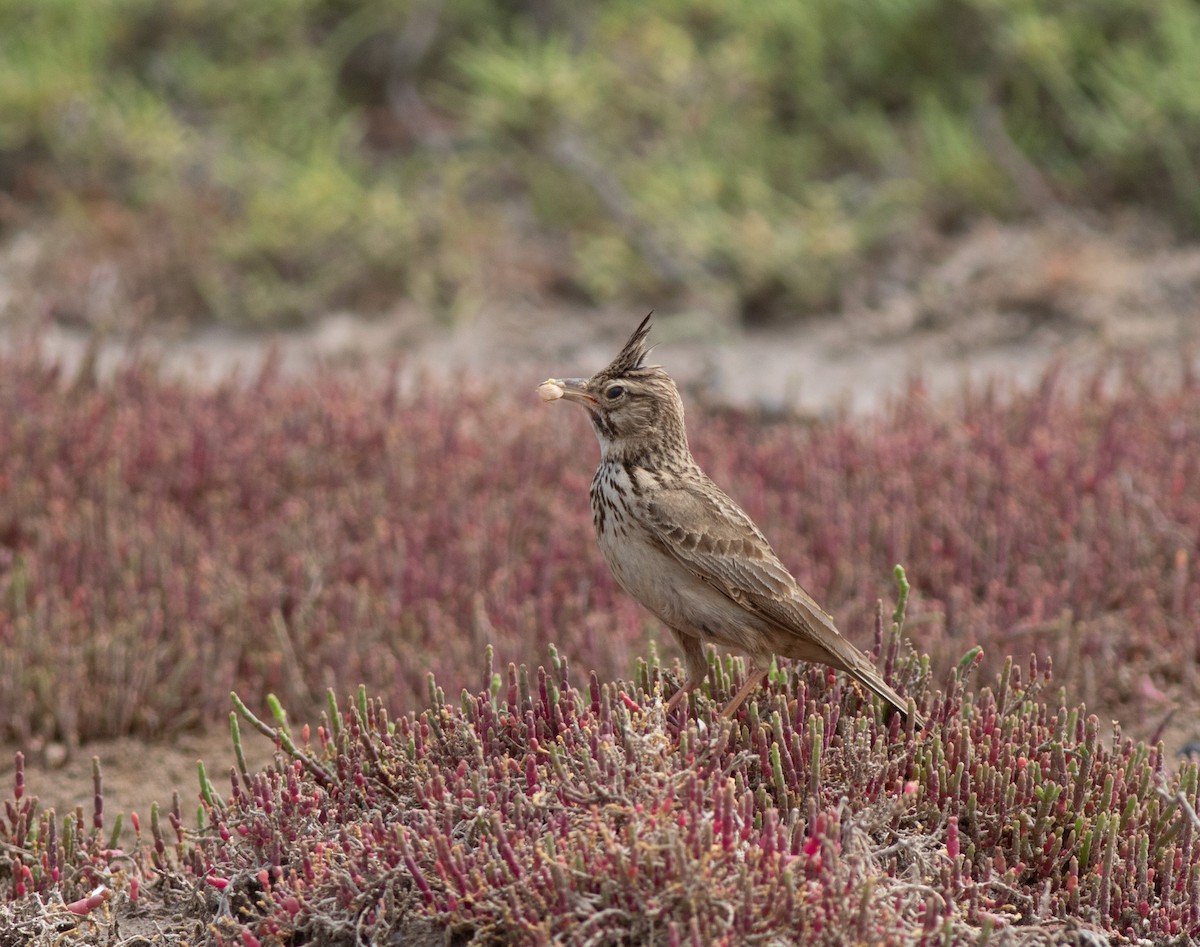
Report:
640,477,845,648
641,476,916,721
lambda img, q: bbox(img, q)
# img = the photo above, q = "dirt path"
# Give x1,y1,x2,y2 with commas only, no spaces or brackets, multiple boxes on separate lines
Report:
5,211,1199,413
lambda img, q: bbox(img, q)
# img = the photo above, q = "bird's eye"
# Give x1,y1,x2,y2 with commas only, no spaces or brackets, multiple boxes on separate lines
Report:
605,385,625,400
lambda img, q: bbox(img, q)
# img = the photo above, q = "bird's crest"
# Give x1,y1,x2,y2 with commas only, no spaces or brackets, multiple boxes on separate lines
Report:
603,312,654,376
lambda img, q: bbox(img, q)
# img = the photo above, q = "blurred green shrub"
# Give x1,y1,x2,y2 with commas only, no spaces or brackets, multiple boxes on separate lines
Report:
1,0,1198,324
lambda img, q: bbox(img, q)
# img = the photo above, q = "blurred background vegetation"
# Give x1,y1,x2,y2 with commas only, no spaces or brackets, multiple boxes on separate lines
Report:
2,0,1199,327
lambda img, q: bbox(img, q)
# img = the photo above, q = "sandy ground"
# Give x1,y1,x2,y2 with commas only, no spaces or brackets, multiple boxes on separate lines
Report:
0,732,279,845
1,207,1199,833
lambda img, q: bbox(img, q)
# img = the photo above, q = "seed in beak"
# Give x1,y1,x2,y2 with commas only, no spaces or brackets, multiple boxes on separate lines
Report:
537,379,565,402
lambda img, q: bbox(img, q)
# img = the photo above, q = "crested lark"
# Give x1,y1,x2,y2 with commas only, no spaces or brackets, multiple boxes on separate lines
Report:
539,313,919,724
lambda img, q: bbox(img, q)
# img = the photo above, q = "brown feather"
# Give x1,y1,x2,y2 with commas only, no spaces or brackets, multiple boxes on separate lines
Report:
544,313,921,726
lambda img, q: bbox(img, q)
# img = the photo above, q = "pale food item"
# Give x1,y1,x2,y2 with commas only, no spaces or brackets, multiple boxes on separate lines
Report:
537,379,565,402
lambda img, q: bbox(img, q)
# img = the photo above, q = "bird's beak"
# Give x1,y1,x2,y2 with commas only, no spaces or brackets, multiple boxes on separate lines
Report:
538,377,598,407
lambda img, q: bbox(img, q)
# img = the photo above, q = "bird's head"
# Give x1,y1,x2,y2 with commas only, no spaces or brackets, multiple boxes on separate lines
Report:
539,313,690,464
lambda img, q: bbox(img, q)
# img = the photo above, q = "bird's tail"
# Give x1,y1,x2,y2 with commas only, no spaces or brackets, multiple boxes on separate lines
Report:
776,588,923,727
844,659,923,729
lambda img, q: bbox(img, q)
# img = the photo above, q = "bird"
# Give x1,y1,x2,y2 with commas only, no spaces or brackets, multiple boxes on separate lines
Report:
537,313,920,725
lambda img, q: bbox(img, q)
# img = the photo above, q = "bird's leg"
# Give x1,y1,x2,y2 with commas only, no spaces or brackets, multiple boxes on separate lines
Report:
665,631,709,713
719,667,769,719
664,680,700,713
